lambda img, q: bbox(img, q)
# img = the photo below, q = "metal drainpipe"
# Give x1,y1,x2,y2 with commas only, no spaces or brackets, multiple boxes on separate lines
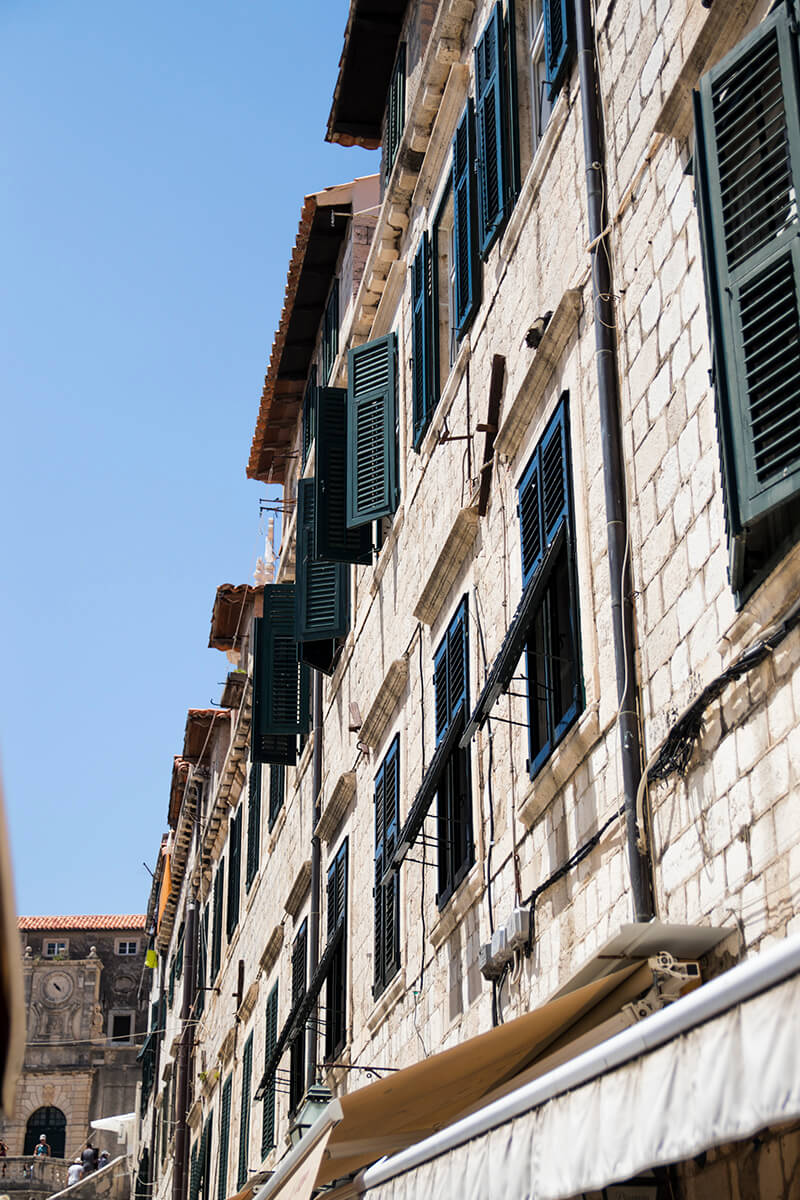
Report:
171,897,197,1200
148,956,165,1188
575,0,655,921
306,669,324,1089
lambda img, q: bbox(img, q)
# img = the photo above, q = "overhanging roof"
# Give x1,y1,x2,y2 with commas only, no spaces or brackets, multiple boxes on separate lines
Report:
209,584,260,651
168,756,191,828
182,709,231,765
326,1,410,147
247,182,356,486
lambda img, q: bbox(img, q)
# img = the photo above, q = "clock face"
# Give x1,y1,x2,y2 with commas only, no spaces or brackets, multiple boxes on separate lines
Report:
42,971,74,1005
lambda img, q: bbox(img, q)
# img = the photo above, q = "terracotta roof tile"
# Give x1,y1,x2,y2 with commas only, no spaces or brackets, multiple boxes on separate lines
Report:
18,915,147,931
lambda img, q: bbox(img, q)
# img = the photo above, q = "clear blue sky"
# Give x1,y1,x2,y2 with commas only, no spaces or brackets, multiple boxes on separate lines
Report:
0,0,375,915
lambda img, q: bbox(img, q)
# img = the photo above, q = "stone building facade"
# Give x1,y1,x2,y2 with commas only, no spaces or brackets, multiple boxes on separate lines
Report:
138,1,800,1198
0,916,147,1163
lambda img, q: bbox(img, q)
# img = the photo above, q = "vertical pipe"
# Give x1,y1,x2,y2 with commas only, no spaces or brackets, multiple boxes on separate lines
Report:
574,0,655,921
306,670,324,1089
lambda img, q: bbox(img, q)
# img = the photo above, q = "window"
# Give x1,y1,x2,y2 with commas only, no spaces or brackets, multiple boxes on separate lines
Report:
246,763,261,891
518,396,581,774
196,907,209,1018
324,840,348,1060
373,740,400,998
211,858,225,982
289,922,307,1114
109,1011,134,1043
321,283,339,384
384,44,406,182
116,939,139,956
268,765,285,832
475,4,511,255
434,599,473,906
302,368,317,469
217,1074,232,1200
346,334,399,528
295,477,351,674
237,1033,253,1189
542,0,573,103
527,0,553,154
227,809,242,940
693,6,800,598
43,940,68,958
261,983,278,1157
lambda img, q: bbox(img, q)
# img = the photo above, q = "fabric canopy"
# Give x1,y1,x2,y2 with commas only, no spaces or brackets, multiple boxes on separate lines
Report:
358,934,800,1200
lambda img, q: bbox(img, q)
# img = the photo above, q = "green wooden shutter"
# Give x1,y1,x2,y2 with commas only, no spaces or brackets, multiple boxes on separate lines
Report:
302,369,317,469
695,9,800,572
189,1143,200,1200
315,388,372,564
252,588,311,741
226,811,242,939
322,283,339,384
211,859,225,981
475,5,508,256
434,599,469,746
385,44,406,181
412,232,435,447
268,764,285,831
374,739,400,997
452,102,481,338
245,763,261,891
325,840,348,1059
261,984,278,1156
346,334,398,528
217,1075,232,1200
196,907,209,1017
237,1033,253,1188
518,399,570,588
544,0,572,101
295,479,350,641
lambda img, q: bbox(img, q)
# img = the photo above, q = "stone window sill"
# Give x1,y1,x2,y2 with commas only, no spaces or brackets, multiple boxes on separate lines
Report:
429,861,485,950
518,702,601,829
366,967,407,1036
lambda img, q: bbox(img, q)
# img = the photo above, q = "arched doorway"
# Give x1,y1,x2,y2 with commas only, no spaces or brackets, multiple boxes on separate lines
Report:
23,1107,67,1158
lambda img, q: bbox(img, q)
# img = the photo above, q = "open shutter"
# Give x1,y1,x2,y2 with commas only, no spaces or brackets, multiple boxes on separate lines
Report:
346,334,398,528
544,0,572,101
373,765,386,995
382,742,400,985
245,763,261,890
518,400,570,588
695,9,800,556
385,44,406,181
412,232,434,445
434,599,470,747
295,479,350,643
252,588,310,742
452,101,481,338
475,5,507,256
322,284,339,384
211,859,225,981
315,388,372,563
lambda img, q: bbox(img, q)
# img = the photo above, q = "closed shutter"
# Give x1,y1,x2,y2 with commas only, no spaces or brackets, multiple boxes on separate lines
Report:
694,8,800,579
315,388,372,564
373,740,400,997
226,811,242,939
295,478,350,641
475,5,507,255
346,334,398,528
217,1075,232,1200
452,101,481,337
322,283,339,384
196,907,209,1017
325,840,348,1059
385,44,406,181
245,763,261,891
268,764,285,831
518,400,570,588
434,598,470,746
289,924,307,1111
237,1033,253,1188
302,368,317,469
251,588,311,746
261,984,278,1156
543,0,572,101
412,233,435,446
211,859,225,982
189,1143,200,1200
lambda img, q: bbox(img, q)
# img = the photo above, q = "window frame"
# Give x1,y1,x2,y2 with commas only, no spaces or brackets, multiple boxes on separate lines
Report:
115,938,139,956
43,940,68,958
108,1009,135,1044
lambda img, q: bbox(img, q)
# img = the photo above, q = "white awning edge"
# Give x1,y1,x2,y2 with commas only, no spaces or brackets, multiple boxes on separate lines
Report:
360,933,800,1200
